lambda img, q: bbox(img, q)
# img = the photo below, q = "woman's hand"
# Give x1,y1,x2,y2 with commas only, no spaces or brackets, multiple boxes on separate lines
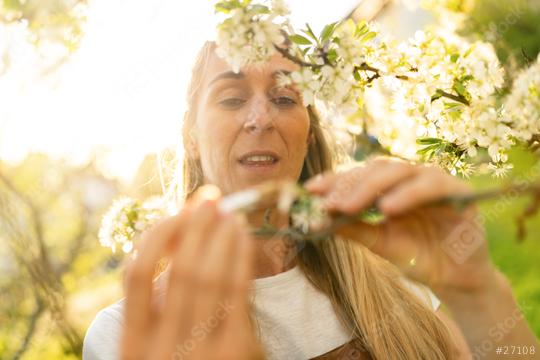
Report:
307,157,540,360
305,156,496,297
121,189,264,360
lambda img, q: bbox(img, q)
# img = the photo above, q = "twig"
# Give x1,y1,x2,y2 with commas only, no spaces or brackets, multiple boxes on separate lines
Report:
516,189,540,242
12,297,44,360
0,172,51,267
273,45,323,69
0,171,83,354
433,89,471,106
250,181,540,242
528,134,540,154
273,44,475,106
274,45,409,84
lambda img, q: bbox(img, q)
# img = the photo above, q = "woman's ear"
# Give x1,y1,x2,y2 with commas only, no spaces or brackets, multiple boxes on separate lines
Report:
307,130,315,146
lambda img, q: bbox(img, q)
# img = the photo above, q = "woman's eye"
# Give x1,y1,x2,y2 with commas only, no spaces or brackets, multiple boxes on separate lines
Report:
272,96,297,106
219,98,246,108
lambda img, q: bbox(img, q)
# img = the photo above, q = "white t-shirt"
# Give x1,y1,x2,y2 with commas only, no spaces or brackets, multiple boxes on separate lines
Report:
83,266,440,360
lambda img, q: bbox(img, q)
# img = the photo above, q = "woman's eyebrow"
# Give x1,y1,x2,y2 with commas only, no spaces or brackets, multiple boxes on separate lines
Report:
209,71,245,85
272,70,291,79
208,69,291,86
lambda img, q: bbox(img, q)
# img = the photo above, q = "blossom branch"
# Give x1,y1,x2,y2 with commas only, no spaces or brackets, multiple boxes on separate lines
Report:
251,180,540,242
274,45,406,84
274,44,475,109
273,44,323,69
432,89,471,106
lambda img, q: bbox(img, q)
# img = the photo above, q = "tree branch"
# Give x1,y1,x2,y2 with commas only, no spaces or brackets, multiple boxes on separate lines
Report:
58,204,90,275
273,44,415,87
273,44,323,69
250,181,540,242
527,134,540,153
0,171,83,354
433,89,471,106
0,172,52,269
12,297,44,360
273,43,477,109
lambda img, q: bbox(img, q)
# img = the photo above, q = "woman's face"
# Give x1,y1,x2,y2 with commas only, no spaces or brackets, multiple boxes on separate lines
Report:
192,50,311,195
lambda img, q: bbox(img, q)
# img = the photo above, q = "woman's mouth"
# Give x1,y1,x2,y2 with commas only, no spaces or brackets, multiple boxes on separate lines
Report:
238,151,281,171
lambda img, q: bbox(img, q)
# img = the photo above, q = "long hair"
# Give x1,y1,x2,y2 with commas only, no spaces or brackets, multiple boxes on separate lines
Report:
180,42,458,359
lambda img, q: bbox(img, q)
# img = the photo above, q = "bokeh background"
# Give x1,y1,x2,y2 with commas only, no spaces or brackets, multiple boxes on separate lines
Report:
1,0,539,358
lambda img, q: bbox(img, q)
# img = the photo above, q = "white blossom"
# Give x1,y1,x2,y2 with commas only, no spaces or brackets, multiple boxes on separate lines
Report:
271,0,290,16
215,1,288,73
504,54,540,143
98,196,169,254
290,67,320,106
291,196,330,234
362,28,510,175
487,162,514,178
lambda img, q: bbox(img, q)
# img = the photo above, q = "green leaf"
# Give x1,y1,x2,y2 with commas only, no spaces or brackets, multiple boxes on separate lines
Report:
359,207,385,225
450,53,459,63
463,45,474,58
326,49,338,63
444,102,463,110
320,22,338,42
530,84,540,99
362,31,377,43
454,82,468,98
214,3,230,13
431,90,444,102
250,4,270,14
304,23,318,43
416,137,442,145
215,1,242,13
355,20,369,37
417,146,436,155
289,34,312,45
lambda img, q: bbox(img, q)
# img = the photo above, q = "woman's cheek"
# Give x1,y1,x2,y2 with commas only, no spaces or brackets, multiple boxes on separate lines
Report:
282,118,310,173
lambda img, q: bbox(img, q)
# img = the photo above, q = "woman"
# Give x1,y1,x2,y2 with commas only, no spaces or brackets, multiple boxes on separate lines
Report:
83,42,539,359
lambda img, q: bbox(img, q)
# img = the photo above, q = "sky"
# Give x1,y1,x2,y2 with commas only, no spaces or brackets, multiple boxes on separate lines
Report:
0,0,430,181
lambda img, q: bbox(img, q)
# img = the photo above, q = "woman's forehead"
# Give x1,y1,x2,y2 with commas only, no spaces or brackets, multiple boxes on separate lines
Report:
203,51,300,86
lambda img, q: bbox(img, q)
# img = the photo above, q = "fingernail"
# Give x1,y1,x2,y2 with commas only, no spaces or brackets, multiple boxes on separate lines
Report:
192,185,222,205
201,199,216,211
305,175,323,190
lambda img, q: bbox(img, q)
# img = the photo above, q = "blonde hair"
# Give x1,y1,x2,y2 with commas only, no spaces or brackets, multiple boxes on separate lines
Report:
180,42,458,359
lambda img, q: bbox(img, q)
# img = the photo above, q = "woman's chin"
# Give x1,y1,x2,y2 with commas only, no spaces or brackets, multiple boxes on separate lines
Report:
234,161,285,186
233,164,288,187
236,159,281,176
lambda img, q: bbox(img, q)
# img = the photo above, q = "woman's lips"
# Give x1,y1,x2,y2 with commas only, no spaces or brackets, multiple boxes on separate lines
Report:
237,151,281,172
239,157,278,166
237,158,280,172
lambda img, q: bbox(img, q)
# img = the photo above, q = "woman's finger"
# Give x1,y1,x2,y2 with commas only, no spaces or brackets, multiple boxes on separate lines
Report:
190,211,239,344
121,211,189,359
223,215,253,305
327,160,417,214
150,200,219,358
377,167,473,216
304,170,338,193
213,218,257,359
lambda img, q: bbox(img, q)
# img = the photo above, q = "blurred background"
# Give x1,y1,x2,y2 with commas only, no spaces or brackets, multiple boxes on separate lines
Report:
0,0,539,358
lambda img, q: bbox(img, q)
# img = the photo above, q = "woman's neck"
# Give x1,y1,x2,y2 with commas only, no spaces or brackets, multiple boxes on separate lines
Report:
246,207,298,279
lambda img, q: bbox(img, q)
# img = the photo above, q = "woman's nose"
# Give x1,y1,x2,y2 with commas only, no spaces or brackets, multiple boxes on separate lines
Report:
243,96,275,133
